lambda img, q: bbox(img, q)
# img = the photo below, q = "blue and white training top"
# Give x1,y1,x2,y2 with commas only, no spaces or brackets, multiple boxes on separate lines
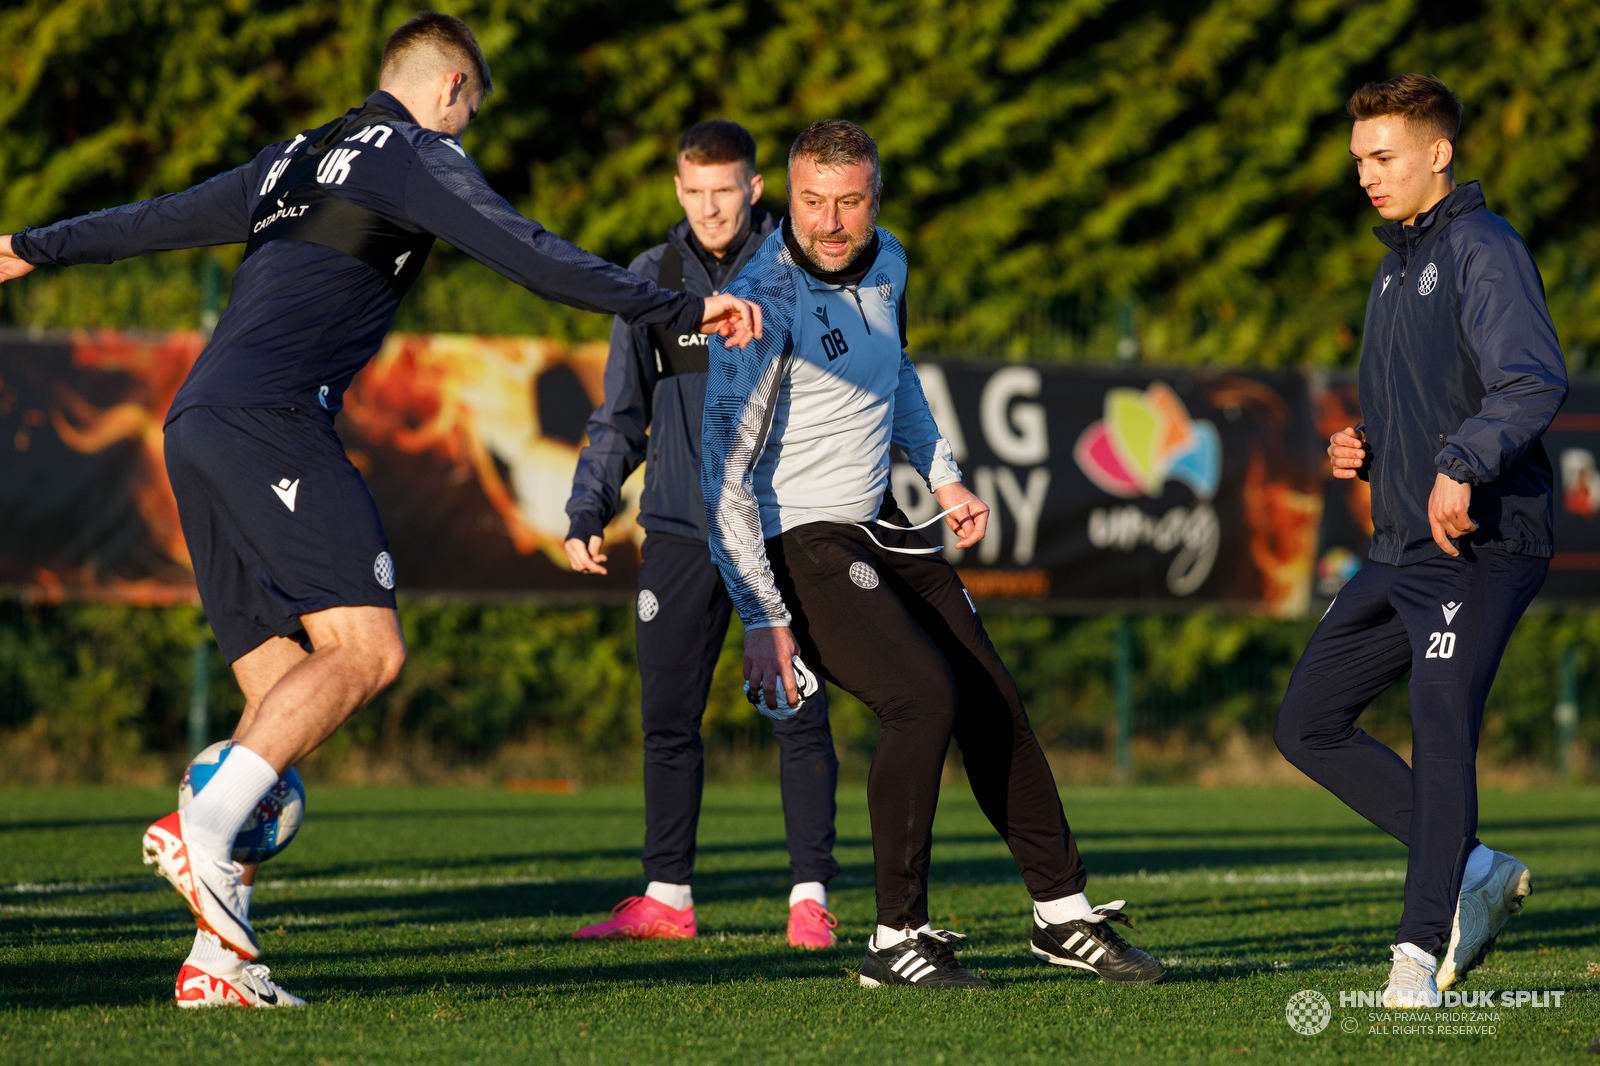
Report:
12,91,704,427
701,225,962,631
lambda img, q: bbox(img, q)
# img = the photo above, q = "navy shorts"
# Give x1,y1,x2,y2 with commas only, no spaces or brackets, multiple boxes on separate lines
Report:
164,406,396,663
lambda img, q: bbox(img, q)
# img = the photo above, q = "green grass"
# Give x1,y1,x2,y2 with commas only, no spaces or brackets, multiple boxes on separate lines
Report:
1,783,1596,1064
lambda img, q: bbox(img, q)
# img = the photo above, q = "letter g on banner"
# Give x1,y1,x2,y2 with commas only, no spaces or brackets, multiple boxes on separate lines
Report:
980,367,1048,465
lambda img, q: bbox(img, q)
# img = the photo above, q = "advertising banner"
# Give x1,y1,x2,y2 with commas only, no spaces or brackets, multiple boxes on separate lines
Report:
0,331,1321,614
3,329,1589,613
900,363,1321,616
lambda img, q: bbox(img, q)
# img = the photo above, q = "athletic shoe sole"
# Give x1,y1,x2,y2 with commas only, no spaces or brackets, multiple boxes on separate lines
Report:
141,812,260,960
858,971,992,990
1030,943,1168,984
1437,857,1532,991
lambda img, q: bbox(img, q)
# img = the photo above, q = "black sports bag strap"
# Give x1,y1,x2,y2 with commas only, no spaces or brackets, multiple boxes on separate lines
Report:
657,244,683,293
646,243,708,377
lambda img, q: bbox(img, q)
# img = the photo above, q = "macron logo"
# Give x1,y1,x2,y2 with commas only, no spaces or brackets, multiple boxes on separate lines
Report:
272,478,300,512
1441,601,1462,625
1381,274,1392,296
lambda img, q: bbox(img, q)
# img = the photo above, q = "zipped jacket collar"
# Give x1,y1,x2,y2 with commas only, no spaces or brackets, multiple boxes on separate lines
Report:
665,207,774,293
1373,180,1485,259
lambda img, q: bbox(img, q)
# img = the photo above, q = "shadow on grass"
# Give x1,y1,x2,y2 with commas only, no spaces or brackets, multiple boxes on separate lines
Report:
4,873,1593,1009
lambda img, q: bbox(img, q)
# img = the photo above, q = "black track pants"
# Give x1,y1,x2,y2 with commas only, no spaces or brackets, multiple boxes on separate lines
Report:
1274,545,1547,951
767,506,1086,929
636,531,840,887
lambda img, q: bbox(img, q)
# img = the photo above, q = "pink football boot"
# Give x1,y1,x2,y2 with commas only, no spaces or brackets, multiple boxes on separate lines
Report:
787,899,838,949
573,895,696,940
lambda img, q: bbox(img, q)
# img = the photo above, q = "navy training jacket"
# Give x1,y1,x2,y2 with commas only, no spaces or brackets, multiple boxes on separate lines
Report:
1357,180,1567,565
565,210,776,543
11,91,705,426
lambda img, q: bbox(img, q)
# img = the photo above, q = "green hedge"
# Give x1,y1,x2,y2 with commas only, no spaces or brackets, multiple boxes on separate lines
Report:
5,1,1600,361
1,601,1593,783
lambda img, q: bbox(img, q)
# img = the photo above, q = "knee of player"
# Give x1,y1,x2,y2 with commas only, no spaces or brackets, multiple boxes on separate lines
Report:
881,687,957,731
1271,704,1304,759
369,637,406,691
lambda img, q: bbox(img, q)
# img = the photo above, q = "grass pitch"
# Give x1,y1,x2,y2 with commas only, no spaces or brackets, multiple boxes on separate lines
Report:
1,782,1596,1064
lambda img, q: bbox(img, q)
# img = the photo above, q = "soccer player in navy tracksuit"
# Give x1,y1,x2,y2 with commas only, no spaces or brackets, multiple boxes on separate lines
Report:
1274,76,1567,1009
0,14,760,1008
563,122,841,948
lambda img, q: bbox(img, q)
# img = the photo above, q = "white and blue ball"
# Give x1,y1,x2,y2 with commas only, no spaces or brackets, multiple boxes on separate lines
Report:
179,740,305,864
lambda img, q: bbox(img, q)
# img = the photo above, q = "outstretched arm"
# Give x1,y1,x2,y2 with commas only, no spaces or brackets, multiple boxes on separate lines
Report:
0,237,34,283
403,136,758,346
5,154,264,272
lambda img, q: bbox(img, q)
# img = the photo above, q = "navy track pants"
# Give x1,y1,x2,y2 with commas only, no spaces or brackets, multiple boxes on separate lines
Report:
1274,545,1548,951
635,531,839,887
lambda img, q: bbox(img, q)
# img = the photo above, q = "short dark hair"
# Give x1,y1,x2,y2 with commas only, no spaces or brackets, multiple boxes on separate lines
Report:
787,119,880,188
381,12,494,96
1347,74,1461,143
678,121,757,170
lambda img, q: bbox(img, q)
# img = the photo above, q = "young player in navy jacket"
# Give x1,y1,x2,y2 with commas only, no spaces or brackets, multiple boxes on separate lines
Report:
1275,75,1566,1009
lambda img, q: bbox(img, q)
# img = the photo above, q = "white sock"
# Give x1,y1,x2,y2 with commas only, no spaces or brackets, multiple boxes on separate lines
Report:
181,743,279,854
645,881,692,911
187,928,242,971
1461,845,1494,891
1034,892,1093,925
1394,942,1437,971
789,882,826,908
873,923,932,949
241,885,253,917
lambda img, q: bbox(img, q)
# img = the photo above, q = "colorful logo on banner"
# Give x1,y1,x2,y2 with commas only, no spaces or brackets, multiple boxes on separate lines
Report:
1073,382,1221,501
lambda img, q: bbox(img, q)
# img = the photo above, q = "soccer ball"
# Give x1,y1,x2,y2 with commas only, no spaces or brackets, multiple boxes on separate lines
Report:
178,741,305,864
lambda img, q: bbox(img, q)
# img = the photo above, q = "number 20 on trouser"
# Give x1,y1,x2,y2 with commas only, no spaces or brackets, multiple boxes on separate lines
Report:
1426,631,1456,659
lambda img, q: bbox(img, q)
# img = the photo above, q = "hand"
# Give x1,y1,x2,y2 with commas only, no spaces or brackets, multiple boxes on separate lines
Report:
0,236,35,284
1428,472,1476,558
1328,426,1366,480
744,625,800,710
700,293,763,349
563,535,608,575
933,482,989,549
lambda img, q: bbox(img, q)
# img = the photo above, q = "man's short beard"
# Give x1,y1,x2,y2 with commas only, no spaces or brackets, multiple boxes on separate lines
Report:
794,223,874,271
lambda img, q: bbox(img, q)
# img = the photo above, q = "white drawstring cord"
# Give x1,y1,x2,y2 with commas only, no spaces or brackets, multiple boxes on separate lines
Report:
853,504,966,555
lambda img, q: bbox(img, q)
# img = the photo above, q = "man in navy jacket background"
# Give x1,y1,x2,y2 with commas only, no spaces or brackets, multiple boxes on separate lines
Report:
563,122,839,948
1275,75,1566,1010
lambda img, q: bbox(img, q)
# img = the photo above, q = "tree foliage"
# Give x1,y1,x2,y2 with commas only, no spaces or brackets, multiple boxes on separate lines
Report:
4,0,1600,362
1,1,1596,779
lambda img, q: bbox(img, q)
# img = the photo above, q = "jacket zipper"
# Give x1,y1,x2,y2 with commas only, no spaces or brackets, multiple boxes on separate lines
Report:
1375,248,1406,538
845,285,872,333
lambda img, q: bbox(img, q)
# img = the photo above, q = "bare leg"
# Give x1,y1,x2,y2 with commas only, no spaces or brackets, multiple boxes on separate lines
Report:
227,636,310,888
233,605,405,773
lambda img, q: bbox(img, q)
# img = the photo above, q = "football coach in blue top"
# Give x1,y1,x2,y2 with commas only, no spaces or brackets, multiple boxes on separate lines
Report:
563,122,840,948
0,12,761,1007
1274,75,1566,1010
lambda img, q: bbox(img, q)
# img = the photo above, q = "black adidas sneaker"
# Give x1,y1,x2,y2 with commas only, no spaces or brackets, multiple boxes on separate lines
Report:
860,929,994,990
1030,901,1166,984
